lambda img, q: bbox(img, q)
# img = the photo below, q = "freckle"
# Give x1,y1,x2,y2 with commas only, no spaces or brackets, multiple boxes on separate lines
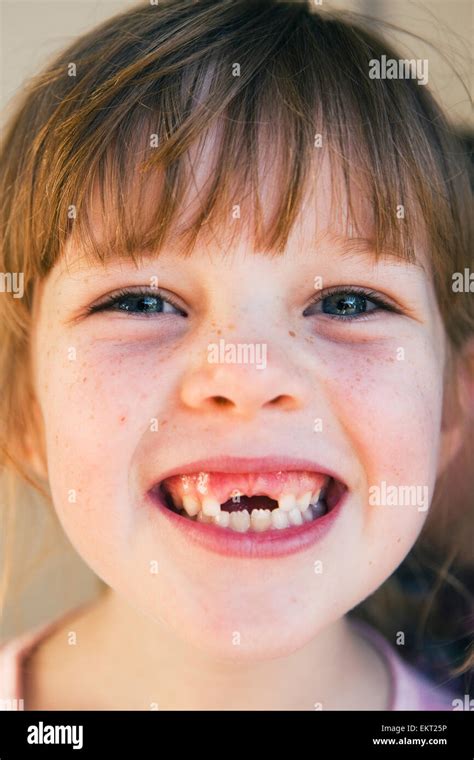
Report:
227,324,235,330
216,329,222,335
119,415,126,424
289,331,296,337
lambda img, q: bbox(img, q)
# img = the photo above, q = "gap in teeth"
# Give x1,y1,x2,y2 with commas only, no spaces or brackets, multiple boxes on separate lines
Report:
168,489,323,517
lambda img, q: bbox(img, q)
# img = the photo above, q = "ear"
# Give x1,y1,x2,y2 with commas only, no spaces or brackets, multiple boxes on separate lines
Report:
437,337,474,478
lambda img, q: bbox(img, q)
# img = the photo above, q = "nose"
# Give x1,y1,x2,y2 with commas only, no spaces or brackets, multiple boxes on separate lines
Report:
179,346,310,418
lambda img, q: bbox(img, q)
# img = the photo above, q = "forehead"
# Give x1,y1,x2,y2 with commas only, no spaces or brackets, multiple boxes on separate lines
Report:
60,117,426,276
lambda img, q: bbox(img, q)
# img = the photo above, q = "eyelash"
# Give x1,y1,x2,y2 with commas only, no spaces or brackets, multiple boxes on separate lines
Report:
87,288,187,317
87,285,399,321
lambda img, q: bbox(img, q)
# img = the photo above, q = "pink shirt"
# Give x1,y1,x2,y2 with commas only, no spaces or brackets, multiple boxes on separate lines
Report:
0,609,456,710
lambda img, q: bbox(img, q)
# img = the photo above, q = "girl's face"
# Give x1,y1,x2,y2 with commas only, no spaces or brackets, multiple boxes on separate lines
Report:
31,164,449,661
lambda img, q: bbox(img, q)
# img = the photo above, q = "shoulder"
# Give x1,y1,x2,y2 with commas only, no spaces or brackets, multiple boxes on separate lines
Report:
349,617,457,711
390,652,457,710
0,599,101,710
0,619,56,709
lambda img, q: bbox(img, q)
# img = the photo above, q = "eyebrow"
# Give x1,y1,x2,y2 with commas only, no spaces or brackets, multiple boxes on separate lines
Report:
309,234,425,271
60,230,424,278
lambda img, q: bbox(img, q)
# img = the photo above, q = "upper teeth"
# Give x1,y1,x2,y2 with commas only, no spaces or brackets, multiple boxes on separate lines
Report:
296,491,312,510
202,497,221,517
278,494,296,512
180,489,323,518
278,490,321,512
182,495,200,517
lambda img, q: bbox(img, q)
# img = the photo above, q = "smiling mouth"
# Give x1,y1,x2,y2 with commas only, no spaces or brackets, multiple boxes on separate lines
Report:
153,470,346,534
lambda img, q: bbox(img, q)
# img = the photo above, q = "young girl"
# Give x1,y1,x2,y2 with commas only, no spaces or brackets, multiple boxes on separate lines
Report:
0,0,472,711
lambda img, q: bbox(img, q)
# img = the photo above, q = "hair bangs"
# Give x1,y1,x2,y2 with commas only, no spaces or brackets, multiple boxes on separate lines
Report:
55,7,445,270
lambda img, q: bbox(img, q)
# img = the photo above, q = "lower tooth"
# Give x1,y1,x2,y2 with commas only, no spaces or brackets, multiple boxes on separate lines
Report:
192,503,326,532
271,509,290,529
250,508,272,532
214,511,230,528
197,511,214,524
288,508,303,526
302,506,314,522
230,509,251,532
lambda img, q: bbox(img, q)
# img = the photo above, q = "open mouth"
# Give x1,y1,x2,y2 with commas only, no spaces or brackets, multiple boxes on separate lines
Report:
152,470,346,534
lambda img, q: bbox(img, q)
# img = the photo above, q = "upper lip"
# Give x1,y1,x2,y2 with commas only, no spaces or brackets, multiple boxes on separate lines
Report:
147,456,347,491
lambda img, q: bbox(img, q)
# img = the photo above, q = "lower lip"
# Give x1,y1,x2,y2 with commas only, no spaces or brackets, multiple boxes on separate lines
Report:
146,489,347,559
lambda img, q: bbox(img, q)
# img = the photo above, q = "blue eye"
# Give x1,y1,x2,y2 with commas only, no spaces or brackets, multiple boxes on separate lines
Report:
322,292,375,317
88,289,187,317
303,288,393,320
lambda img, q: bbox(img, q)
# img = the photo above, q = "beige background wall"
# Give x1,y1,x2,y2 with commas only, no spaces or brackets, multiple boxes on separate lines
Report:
0,0,472,640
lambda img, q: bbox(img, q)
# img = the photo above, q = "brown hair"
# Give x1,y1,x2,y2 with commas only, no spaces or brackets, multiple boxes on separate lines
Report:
0,0,472,685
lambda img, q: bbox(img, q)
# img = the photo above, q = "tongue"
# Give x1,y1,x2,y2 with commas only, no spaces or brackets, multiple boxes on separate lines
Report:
221,495,277,513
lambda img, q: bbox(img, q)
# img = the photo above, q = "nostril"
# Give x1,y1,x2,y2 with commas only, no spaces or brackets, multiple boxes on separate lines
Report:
212,395,234,407
267,394,297,409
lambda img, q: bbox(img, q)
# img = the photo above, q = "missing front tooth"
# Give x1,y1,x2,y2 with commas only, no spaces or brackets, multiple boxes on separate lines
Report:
220,495,279,513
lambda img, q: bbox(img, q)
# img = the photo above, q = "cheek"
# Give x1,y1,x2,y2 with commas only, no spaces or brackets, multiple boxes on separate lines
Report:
320,334,443,578
35,334,175,560
321,331,443,477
